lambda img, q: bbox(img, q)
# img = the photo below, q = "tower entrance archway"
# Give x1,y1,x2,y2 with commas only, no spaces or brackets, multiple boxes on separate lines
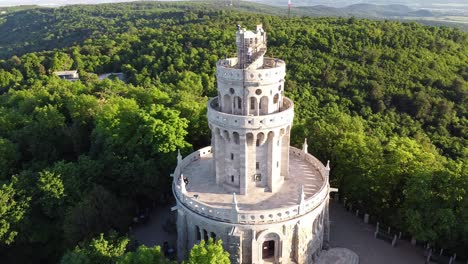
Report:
262,240,275,259
256,231,281,263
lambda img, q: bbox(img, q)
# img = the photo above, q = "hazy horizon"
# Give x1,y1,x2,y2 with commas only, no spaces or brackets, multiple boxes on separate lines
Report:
1,0,467,11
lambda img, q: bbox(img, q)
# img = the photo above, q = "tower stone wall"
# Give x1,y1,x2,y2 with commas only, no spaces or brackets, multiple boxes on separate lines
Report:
211,25,291,195
173,25,331,264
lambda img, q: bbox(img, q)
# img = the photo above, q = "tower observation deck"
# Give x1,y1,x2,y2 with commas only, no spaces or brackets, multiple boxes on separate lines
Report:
173,25,331,264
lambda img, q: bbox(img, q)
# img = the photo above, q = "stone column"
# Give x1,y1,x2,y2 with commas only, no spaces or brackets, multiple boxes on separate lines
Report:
293,221,307,264
176,209,187,262
214,129,224,185
281,128,290,178
268,133,281,192
267,133,273,192
239,134,248,195
232,97,236,115
323,198,330,246
211,129,216,176
227,228,242,264
222,131,231,185
199,228,204,242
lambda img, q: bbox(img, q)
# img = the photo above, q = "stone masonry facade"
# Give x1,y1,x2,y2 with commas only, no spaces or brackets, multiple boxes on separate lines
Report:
172,25,331,264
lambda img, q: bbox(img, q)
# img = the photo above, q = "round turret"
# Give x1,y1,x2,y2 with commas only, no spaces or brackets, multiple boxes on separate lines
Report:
173,25,330,264
211,24,292,195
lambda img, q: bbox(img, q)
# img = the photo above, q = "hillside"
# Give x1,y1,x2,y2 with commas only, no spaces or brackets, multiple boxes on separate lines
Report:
0,2,466,263
1,1,468,60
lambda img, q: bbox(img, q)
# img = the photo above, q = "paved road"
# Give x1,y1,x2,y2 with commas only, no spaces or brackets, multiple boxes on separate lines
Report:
132,205,177,249
329,200,428,264
135,201,456,264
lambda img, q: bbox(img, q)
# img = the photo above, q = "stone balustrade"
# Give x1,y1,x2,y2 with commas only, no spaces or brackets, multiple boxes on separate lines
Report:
176,185,233,222
216,57,286,83
207,97,294,130
172,146,329,224
289,147,329,180
235,183,328,224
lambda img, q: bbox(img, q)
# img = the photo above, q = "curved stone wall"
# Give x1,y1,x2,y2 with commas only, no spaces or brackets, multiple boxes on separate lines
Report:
176,26,330,264
175,179,329,263
216,58,286,84
207,97,294,130
172,146,330,225
216,57,287,115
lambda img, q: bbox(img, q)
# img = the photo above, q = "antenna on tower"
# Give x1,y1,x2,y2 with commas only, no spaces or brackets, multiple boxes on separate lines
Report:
288,0,292,18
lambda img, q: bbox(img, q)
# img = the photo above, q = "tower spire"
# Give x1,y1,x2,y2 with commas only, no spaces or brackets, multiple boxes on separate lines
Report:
299,184,305,203
179,173,187,194
232,193,239,211
302,138,308,154
298,184,306,213
177,149,182,164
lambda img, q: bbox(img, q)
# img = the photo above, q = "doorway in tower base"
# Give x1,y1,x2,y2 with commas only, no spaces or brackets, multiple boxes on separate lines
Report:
256,231,282,263
262,240,275,259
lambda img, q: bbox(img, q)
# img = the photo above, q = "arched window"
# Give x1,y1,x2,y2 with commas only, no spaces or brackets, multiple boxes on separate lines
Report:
223,94,232,113
223,130,231,142
210,232,216,241
233,132,240,145
250,97,255,109
196,226,201,240
256,132,265,146
273,93,279,104
246,133,254,146
268,131,275,141
233,96,242,114
259,96,269,115
313,219,318,235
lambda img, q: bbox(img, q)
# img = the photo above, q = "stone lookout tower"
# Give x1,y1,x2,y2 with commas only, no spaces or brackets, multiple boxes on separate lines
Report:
172,25,331,264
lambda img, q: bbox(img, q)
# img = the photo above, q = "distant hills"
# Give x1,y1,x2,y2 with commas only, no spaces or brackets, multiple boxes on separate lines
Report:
240,1,467,30
249,0,468,10
0,0,468,31
288,3,435,18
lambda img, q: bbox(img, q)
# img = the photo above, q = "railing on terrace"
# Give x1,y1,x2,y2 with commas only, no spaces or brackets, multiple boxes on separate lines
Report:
207,97,294,129
172,146,330,224
217,57,285,70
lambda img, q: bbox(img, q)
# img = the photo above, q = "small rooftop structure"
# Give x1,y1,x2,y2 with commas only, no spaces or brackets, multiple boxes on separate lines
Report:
98,72,125,81
236,24,267,69
53,70,79,81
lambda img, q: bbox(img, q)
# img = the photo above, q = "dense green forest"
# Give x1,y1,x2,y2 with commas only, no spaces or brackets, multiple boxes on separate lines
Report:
0,1,466,263
1,1,467,60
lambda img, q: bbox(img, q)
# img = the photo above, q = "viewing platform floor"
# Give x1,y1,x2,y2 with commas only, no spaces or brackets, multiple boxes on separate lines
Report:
182,151,325,211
